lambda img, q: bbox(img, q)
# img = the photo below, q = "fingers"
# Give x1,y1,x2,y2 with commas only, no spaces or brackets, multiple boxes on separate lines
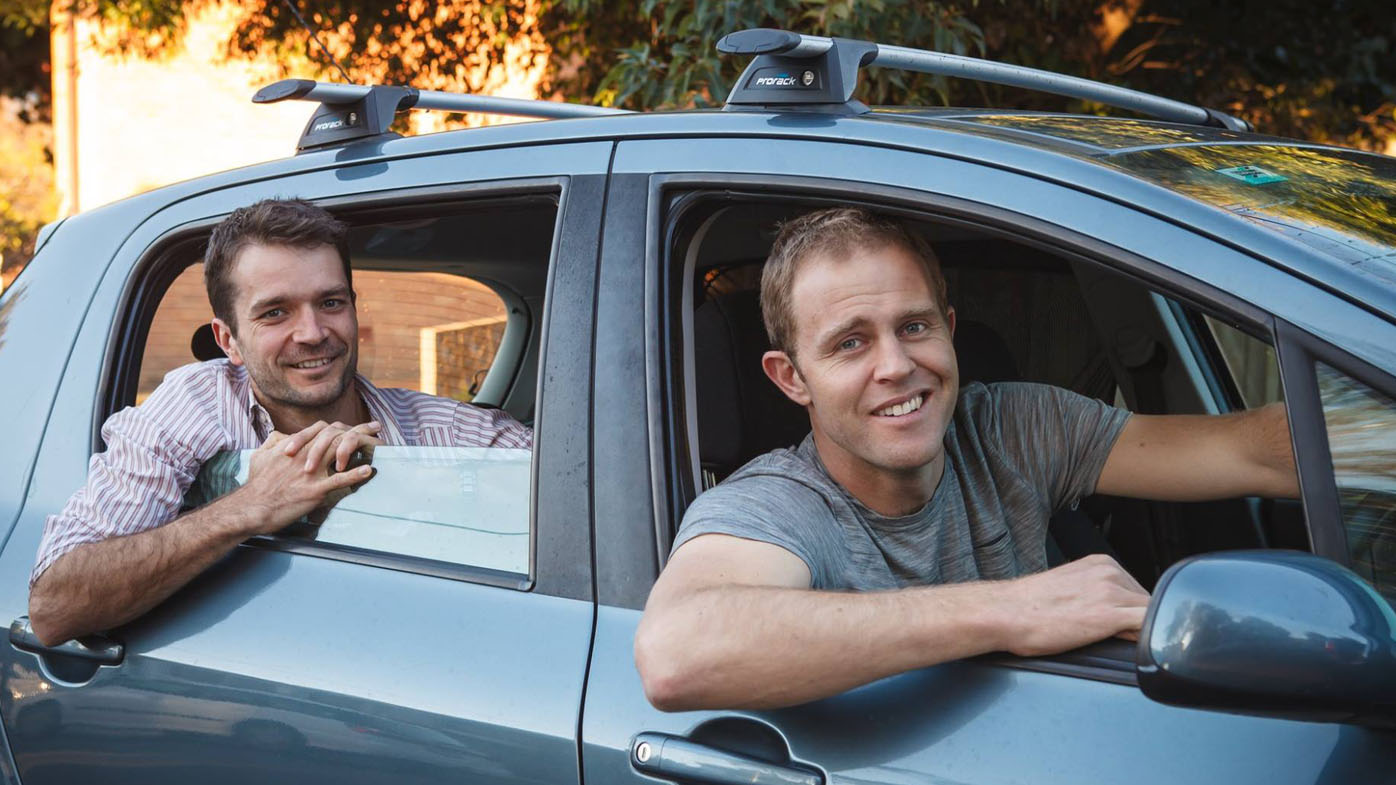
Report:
280,421,332,457
334,429,381,472
322,463,375,491
290,421,382,472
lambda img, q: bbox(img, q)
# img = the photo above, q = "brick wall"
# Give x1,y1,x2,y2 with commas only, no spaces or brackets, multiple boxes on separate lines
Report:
139,265,507,402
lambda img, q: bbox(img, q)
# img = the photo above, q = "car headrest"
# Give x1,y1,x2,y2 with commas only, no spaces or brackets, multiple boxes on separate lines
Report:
693,290,810,473
953,317,1020,385
191,323,227,362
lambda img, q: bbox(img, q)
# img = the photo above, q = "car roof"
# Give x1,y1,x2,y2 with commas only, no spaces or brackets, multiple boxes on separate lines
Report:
69,101,1396,325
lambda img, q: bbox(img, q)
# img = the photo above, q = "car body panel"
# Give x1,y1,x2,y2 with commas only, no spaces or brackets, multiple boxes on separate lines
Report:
582,607,1388,785
0,140,612,783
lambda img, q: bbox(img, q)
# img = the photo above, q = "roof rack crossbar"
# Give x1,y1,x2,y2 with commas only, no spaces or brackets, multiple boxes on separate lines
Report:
718,28,1252,132
873,45,1210,127
254,78,629,152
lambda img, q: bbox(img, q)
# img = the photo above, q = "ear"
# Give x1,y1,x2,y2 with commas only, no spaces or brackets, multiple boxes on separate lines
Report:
945,305,956,338
211,318,244,366
762,350,812,407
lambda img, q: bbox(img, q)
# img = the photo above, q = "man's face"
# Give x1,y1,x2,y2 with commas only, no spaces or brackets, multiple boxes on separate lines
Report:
214,243,359,413
764,242,958,483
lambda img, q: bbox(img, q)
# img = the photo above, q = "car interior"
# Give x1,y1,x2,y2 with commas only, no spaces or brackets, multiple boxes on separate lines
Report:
674,196,1309,590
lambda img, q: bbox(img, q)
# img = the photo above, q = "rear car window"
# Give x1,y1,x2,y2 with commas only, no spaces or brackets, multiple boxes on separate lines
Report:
133,197,557,582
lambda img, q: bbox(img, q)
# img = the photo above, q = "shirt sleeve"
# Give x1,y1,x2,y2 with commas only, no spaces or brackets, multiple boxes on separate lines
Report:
31,367,232,585
672,474,841,588
987,382,1131,513
451,404,533,449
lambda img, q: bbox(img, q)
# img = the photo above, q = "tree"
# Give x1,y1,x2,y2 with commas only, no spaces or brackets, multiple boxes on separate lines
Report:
5,0,1395,143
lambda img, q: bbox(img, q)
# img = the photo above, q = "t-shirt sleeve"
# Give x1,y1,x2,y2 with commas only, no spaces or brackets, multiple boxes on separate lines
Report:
672,474,841,588
988,382,1131,512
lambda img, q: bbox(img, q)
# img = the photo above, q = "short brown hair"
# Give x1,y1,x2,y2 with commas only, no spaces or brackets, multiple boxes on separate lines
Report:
204,198,351,332
760,207,948,355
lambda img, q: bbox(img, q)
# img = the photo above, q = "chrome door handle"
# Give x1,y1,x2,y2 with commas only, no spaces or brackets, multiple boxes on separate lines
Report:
630,732,822,785
9,616,124,665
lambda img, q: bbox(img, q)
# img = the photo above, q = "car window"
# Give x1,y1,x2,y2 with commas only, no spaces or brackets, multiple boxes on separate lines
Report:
139,264,508,405
670,193,1308,593
1315,362,1396,604
129,198,557,581
1202,315,1283,408
189,446,531,574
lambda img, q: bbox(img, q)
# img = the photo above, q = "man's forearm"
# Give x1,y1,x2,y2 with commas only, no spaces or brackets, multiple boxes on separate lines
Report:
28,488,267,646
635,580,1009,711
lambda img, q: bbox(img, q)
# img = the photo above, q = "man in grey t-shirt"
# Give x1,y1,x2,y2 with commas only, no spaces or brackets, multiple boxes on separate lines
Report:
636,207,1300,712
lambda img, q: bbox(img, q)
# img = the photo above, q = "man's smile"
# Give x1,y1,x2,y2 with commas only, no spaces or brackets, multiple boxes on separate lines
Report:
288,356,337,370
873,392,927,418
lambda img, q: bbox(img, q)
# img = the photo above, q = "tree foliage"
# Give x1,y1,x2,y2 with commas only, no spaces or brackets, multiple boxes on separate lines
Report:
2,0,1393,146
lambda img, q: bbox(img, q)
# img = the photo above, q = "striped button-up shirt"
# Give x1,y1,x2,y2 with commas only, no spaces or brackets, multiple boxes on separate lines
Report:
32,359,532,583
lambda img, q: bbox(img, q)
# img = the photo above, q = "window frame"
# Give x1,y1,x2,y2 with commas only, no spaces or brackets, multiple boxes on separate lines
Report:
644,173,1323,685
1275,319,1396,568
96,179,569,592
648,174,1280,565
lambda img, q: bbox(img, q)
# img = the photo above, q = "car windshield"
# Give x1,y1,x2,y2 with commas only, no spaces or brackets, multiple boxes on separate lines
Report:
1103,145,1396,283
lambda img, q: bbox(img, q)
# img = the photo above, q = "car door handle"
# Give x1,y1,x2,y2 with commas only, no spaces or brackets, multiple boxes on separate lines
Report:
630,732,822,785
9,616,124,665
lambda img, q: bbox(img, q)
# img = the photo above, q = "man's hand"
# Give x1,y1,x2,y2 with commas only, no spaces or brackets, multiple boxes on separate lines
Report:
996,554,1150,657
238,421,381,534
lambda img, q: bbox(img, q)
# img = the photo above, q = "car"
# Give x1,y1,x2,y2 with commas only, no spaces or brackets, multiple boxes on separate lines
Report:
1,26,1394,785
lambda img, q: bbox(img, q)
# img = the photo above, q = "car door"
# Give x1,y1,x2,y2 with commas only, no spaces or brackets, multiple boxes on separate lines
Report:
0,139,610,784
580,131,1396,784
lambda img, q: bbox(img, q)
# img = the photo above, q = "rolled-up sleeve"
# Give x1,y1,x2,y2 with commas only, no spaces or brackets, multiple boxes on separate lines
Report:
31,367,231,585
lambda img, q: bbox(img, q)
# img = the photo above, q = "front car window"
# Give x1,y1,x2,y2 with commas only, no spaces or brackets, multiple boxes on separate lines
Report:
1203,315,1283,408
1316,362,1396,604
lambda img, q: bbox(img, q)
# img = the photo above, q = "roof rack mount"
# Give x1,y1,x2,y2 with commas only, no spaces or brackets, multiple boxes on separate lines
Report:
253,78,629,153
717,28,1252,132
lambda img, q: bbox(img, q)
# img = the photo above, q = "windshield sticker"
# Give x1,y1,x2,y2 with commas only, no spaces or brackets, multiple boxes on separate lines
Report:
1215,165,1289,185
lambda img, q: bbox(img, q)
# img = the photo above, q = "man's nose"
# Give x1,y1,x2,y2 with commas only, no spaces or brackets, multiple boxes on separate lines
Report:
290,307,330,343
871,336,916,381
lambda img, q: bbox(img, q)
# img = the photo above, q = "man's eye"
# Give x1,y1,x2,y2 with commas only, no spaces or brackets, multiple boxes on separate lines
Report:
837,337,861,352
323,298,344,308
261,309,284,319
903,321,928,335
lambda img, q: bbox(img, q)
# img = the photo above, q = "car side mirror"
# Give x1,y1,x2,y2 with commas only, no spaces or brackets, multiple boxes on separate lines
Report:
1137,550,1396,727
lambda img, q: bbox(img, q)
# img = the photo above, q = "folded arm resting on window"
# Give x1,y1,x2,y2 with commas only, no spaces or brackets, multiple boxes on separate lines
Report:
1096,403,1298,501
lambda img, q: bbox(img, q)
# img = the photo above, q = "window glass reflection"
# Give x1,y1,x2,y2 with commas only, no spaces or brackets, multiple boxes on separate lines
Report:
192,446,531,575
1316,363,1396,603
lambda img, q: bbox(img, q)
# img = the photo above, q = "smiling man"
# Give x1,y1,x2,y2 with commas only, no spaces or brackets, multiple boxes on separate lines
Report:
635,207,1300,711
27,198,530,646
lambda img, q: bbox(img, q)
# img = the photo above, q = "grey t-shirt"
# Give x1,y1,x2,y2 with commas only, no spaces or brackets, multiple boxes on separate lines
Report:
674,382,1131,590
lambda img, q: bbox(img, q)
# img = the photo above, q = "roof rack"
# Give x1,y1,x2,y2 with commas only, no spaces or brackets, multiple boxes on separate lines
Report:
717,28,1252,132
253,78,630,153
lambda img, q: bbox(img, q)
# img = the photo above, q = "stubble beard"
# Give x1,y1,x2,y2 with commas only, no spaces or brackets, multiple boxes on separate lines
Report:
247,340,358,414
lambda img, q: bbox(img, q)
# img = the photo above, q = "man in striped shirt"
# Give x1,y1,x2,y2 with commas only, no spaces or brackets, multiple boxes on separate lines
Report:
28,199,531,646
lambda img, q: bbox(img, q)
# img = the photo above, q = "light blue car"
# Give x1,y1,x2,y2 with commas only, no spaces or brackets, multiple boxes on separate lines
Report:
0,28,1393,784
